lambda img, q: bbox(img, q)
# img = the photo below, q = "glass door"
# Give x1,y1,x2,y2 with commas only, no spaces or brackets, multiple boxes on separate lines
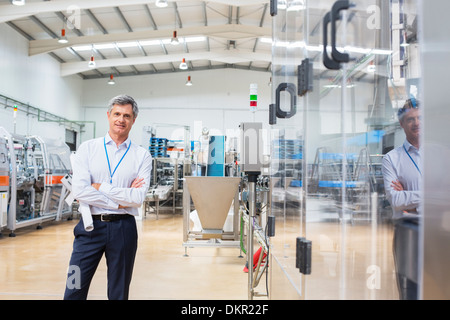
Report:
269,0,307,299
304,0,395,299
270,0,420,300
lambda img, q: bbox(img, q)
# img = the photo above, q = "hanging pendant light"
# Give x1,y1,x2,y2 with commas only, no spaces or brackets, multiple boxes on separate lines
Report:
107,74,115,85
12,0,25,6
185,75,193,86
58,28,68,44
367,61,376,73
179,58,188,70
155,0,168,8
88,55,96,68
171,30,179,45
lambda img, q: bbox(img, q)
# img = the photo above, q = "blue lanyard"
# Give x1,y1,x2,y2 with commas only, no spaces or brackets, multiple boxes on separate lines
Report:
104,137,131,184
403,145,421,176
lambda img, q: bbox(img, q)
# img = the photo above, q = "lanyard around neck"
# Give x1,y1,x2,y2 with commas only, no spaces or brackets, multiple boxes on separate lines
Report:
403,145,421,176
104,137,131,184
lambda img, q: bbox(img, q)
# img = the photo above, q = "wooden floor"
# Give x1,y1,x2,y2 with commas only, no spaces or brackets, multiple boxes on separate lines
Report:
0,213,257,300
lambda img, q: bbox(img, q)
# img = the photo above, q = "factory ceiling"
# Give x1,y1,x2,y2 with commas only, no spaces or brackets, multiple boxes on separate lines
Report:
0,0,273,80
0,0,418,83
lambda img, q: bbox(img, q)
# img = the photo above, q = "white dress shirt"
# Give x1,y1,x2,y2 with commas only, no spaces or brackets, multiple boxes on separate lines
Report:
382,139,421,220
72,132,152,221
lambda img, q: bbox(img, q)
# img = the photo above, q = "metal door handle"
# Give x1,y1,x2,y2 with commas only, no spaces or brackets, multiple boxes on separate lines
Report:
269,82,297,125
276,82,297,119
331,0,353,64
323,11,341,70
323,0,354,69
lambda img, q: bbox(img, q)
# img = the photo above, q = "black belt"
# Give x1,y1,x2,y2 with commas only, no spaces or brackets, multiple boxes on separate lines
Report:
92,214,130,222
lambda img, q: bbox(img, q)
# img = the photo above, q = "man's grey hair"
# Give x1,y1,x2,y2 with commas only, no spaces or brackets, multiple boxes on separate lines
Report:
108,95,139,118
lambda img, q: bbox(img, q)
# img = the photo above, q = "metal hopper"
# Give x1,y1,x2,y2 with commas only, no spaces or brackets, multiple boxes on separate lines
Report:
185,176,240,238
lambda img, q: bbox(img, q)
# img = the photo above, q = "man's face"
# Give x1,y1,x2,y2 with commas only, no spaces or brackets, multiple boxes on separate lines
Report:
107,104,136,138
400,108,420,143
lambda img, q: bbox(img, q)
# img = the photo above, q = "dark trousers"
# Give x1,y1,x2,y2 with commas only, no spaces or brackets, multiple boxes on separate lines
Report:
64,215,138,300
393,218,419,300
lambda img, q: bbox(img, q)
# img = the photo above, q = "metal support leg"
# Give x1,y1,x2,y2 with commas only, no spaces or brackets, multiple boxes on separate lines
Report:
247,172,258,300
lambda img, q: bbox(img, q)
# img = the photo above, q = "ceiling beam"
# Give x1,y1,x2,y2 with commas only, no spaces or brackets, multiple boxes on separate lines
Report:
29,24,271,56
0,0,269,24
84,63,270,80
60,50,271,76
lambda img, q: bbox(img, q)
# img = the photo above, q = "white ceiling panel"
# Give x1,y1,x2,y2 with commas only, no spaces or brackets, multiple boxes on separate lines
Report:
2,0,273,80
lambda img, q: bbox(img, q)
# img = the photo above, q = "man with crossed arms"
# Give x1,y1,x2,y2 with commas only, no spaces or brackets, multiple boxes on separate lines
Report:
64,95,152,300
382,98,421,300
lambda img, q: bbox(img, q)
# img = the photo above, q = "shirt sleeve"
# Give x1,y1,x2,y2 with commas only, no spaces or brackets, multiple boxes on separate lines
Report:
71,142,119,210
382,153,420,211
98,150,152,208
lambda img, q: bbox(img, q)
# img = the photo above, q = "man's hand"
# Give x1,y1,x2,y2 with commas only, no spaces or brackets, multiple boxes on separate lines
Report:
391,180,404,191
130,177,145,188
92,183,101,190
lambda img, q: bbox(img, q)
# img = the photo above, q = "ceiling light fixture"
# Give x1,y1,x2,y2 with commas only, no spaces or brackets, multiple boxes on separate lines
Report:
107,74,115,85
179,58,188,70
88,55,96,68
58,28,68,44
171,30,179,45
11,0,25,6
71,37,206,52
155,0,168,8
185,75,193,86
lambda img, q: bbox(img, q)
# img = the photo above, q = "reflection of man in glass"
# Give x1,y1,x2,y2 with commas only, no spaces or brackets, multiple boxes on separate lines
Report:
382,98,421,300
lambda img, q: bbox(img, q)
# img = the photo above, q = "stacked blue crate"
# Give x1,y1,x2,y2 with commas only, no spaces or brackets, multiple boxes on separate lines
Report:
273,139,303,160
273,139,303,187
149,137,168,158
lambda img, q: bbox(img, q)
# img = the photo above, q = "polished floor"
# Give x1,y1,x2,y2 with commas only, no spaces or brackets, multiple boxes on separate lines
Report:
0,210,399,300
0,213,255,300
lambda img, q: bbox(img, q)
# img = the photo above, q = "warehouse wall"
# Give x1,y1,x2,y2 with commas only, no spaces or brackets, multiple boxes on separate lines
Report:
0,22,381,153
81,68,272,147
0,23,83,139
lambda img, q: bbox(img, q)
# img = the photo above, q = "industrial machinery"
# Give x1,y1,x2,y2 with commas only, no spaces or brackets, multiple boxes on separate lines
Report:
0,135,9,232
0,127,73,237
183,175,241,254
238,122,271,299
180,122,271,298
143,124,191,219
182,126,245,254
143,157,186,219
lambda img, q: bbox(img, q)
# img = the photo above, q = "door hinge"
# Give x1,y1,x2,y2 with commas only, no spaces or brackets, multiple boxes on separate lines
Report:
267,215,275,237
296,237,312,275
298,58,313,97
270,0,278,16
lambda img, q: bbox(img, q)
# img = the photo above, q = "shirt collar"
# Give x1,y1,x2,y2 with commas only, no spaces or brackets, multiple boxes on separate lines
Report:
105,132,131,148
403,139,419,152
